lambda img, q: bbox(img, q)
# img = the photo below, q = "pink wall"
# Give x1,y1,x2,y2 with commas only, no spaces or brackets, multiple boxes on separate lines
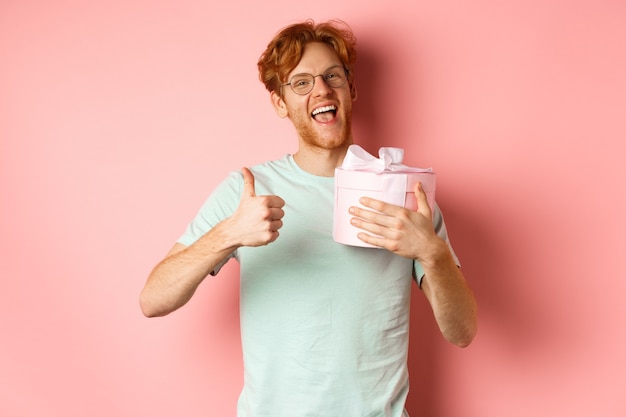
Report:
2,1,625,416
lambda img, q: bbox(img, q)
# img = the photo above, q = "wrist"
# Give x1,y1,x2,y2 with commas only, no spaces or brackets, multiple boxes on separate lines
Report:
198,219,241,254
418,237,452,269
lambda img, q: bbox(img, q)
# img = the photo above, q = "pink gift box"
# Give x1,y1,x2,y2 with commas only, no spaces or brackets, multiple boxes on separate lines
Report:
333,146,436,248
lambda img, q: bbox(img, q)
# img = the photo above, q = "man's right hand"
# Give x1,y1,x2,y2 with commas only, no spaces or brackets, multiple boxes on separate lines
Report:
229,167,285,247
140,167,285,317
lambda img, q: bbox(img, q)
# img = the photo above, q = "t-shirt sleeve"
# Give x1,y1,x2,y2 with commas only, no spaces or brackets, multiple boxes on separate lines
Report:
413,203,460,286
176,170,243,275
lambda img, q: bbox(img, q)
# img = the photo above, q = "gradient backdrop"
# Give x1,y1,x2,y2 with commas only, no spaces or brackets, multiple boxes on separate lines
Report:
2,1,625,416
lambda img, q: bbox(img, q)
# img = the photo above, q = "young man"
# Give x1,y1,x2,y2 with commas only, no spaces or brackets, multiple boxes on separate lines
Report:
140,19,477,417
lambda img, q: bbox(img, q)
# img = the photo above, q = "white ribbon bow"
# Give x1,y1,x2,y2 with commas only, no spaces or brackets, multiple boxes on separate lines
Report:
341,144,432,173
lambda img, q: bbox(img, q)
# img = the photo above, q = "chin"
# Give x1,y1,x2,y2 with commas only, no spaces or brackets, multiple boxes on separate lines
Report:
302,134,351,151
299,122,353,150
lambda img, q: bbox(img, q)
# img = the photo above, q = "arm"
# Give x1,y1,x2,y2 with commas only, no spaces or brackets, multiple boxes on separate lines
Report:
348,182,477,347
416,241,477,347
139,168,285,317
139,222,239,318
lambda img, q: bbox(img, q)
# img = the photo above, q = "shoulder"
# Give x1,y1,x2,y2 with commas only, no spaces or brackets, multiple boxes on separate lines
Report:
221,154,291,187
247,155,293,176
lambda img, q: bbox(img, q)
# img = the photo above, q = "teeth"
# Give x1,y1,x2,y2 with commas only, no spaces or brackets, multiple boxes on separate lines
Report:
311,105,336,116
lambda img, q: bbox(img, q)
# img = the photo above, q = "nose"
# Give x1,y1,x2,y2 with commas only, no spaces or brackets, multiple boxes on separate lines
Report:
311,75,333,96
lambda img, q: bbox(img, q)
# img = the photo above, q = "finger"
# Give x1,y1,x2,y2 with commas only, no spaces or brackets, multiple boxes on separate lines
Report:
350,205,395,228
414,182,432,216
352,197,405,225
350,216,389,237
266,196,286,209
357,197,398,216
270,219,284,231
268,207,285,221
241,167,256,198
356,231,386,248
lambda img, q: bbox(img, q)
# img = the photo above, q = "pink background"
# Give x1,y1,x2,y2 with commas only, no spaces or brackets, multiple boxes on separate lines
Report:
2,1,625,416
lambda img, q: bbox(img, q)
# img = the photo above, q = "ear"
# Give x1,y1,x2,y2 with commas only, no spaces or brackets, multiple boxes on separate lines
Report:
271,91,289,118
350,83,358,101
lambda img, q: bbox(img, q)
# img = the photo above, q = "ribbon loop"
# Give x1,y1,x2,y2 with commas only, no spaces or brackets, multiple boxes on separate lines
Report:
341,144,432,173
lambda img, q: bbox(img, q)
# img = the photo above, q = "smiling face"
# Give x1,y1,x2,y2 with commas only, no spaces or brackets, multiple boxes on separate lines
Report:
271,42,355,153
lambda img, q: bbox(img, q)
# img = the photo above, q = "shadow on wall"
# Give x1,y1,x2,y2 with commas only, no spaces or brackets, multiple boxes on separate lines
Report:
441,190,570,352
420,191,573,415
351,41,383,154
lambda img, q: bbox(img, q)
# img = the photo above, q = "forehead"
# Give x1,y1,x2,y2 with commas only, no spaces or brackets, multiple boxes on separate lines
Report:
289,42,343,76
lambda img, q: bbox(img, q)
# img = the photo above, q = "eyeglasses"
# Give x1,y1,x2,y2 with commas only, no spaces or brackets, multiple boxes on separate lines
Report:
281,65,348,95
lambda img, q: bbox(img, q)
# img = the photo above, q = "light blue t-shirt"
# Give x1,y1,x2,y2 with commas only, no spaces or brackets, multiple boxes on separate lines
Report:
178,155,459,417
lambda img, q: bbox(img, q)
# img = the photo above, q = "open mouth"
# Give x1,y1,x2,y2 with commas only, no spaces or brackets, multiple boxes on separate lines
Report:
311,105,337,122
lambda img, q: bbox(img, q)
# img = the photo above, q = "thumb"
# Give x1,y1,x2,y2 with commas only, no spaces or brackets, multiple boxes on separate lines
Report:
413,182,432,216
241,167,256,198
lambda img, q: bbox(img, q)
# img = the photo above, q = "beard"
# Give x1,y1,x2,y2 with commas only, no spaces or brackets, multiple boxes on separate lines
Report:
289,105,353,151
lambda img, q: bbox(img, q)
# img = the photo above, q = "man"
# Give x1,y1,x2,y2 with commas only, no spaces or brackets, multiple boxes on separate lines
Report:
140,19,477,417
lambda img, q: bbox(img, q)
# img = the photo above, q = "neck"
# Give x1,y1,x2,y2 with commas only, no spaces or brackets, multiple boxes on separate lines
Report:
293,142,352,177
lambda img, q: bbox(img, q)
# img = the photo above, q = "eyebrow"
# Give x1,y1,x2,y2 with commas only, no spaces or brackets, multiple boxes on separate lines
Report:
290,64,344,77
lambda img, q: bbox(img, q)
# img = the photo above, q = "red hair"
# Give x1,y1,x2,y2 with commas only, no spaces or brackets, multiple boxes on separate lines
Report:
257,19,357,96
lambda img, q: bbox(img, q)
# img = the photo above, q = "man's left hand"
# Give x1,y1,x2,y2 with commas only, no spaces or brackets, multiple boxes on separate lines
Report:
349,182,442,260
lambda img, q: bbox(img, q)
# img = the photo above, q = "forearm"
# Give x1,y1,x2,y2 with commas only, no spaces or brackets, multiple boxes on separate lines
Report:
420,240,478,347
140,221,237,317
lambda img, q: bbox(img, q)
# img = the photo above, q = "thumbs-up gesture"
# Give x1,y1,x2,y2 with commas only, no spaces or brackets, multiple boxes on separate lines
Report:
228,167,285,247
